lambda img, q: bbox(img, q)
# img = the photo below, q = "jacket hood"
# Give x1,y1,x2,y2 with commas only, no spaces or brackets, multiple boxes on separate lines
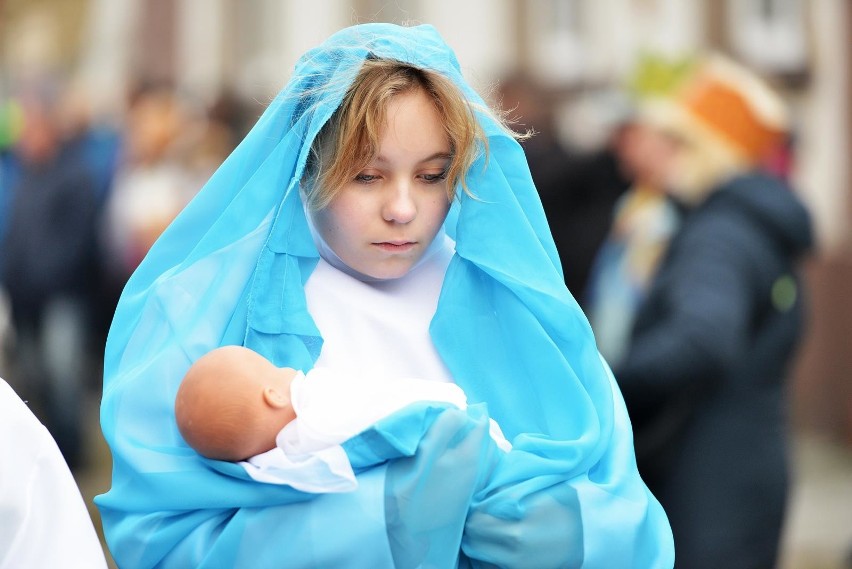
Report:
709,173,813,256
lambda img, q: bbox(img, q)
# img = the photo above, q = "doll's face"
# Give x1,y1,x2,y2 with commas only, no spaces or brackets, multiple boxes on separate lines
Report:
310,88,452,280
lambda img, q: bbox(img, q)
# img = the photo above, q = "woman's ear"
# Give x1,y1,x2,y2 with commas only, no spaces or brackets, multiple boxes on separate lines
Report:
263,386,288,408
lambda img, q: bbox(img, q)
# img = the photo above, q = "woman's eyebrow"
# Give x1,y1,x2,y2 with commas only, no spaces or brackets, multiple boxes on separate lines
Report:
421,152,453,162
373,152,453,165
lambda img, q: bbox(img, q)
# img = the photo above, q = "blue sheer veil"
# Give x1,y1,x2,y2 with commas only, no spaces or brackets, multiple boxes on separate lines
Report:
98,23,673,568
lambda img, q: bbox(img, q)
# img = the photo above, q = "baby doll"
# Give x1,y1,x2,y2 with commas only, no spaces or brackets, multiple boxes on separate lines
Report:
175,345,507,492
174,345,299,462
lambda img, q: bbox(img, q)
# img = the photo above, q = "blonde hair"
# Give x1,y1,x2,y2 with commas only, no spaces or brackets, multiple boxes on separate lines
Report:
303,58,488,210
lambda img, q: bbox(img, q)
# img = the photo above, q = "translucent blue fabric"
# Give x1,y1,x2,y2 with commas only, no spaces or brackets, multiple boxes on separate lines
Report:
97,23,673,568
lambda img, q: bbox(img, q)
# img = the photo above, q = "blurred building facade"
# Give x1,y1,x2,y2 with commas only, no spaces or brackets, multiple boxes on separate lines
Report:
1,0,850,442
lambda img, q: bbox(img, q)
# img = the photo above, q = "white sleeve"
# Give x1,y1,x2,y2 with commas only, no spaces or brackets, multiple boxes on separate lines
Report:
241,370,472,493
0,379,108,569
287,367,469,452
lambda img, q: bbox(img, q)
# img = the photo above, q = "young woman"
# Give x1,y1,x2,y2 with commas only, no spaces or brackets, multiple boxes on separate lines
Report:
97,23,673,568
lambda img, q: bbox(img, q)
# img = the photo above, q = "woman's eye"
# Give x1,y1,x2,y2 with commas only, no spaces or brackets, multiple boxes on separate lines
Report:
354,173,379,183
421,171,448,184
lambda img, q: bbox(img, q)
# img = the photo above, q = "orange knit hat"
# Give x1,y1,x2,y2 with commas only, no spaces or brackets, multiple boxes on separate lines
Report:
677,55,788,162
634,55,790,200
645,54,789,164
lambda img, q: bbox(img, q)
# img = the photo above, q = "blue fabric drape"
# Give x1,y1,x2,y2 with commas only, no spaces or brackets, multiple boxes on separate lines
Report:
97,23,673,568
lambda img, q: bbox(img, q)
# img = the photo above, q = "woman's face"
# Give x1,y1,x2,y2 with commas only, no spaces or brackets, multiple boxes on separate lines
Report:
311,88,452,280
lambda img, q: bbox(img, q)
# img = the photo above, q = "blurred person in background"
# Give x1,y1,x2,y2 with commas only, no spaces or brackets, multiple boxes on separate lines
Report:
612,54,813,569
0,80,100,470
495,73,630,306
0,101,23,370
585,119,683,367
99,83,244,323
0,100,24,243
57,81,123,365
585,56,697,368
170,89,251,195
59,81,122,208
99,83,195,313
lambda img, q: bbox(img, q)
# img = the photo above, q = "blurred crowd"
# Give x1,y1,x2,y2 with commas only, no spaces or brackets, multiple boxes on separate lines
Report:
0,76,258,470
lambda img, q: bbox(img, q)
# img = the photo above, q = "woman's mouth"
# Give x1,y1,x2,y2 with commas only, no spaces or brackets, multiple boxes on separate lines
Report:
374,241,416,252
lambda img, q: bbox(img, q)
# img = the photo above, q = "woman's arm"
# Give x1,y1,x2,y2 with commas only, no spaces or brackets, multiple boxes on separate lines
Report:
461,367,672,569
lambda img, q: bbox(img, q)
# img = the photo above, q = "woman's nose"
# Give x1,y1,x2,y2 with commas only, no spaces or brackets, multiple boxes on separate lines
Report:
382,182,417,224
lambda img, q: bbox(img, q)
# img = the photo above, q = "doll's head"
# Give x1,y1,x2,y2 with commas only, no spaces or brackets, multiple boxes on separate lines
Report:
175,346,298,462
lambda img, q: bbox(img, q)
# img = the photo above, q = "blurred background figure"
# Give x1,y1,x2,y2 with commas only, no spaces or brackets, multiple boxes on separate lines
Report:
495,72,630,306
0,99,24,244
55,81,123,363
58,80,122,208
182,89,253,188
585,55,695,367
0,80,100,470
99,83,192,304
611,54,813,569
584,119,682,366
98,83,245,328
0,101,24,374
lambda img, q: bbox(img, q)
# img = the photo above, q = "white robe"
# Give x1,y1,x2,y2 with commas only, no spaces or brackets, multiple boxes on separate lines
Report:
0,379,108,569
242,237,509,491
305,233,456,383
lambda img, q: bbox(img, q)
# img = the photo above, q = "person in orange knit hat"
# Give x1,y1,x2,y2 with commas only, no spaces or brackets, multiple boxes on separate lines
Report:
637,54,789,201
612,54,813,569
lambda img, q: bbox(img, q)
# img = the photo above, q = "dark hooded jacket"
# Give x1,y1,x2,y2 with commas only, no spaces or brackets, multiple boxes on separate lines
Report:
614,173,813,569
0,146,98,323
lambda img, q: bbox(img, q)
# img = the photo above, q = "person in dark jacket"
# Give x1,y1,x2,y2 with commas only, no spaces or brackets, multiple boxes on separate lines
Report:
614,55,813,569
0,85,99,469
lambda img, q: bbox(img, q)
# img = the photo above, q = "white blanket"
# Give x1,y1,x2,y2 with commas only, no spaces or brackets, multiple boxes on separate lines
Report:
242,368,510,492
